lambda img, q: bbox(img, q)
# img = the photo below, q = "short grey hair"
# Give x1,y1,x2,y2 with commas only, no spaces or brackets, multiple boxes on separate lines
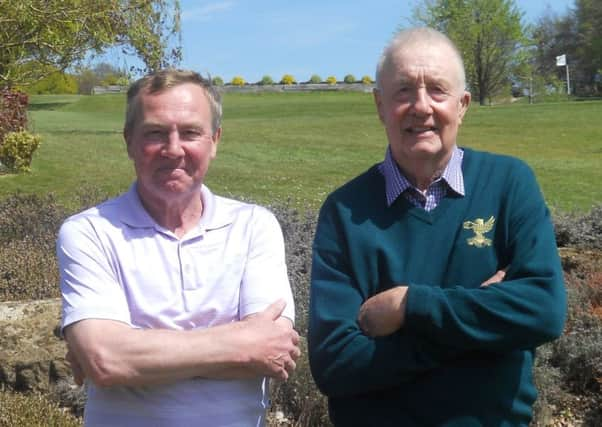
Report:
375,27,466,92
124,69,223,136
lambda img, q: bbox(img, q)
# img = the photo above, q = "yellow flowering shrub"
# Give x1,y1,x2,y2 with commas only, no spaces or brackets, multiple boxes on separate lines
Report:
0,130,42,173
231,76,245,86
280,74,296,85
326,76,337,85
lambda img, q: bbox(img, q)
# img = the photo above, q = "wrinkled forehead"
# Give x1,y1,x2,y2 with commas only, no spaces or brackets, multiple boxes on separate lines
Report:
384,42,463,89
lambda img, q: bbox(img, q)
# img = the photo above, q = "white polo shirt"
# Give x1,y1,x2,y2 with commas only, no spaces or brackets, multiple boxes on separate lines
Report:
58,183,294,427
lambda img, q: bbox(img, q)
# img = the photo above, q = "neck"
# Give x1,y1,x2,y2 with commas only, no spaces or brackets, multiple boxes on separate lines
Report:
137,186,203,238
394,150,452,191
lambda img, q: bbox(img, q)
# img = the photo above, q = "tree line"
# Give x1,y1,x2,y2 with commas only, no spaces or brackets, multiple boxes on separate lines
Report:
415,0,601,104
0,0,600,102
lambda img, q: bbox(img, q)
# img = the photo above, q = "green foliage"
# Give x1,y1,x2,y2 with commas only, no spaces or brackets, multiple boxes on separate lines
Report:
0,391,81,427
212,76,224,86
361,75,373,85
0,131,42,173
326,76,337,85
259,75,274,85
414,0,527,105
343,74,356,84
26,72,78,95
231,76,245,86
309,74,322,84
74,63,129,94
280,74,296,85
0,0,181,87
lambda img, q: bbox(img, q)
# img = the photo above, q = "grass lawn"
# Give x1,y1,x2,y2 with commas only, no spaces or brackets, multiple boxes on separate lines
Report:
1,92,600,213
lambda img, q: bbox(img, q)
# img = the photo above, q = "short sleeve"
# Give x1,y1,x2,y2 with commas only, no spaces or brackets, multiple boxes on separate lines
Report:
238,206,295,323
57,215,132,331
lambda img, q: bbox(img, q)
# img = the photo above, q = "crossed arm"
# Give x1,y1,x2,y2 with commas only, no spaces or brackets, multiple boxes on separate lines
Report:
65,299,301,387
358,269,508,337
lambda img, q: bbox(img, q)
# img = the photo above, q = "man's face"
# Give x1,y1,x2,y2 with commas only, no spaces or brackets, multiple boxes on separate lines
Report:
374,42,470,168
125,83,220,202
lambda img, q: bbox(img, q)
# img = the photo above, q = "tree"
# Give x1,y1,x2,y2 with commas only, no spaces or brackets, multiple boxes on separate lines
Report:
258,75,274,85
361,75,374,85
74,63,129,94
343,74,356,84
26,71,78,95
309,74,322,84
231,76,245,86
280,74,296,85
212,76,224,86
326,76,338,85
414,0,526,105
0,0,181,88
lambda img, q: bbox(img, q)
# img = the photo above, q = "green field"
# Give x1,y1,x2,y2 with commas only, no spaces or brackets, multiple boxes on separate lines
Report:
2,92,601,213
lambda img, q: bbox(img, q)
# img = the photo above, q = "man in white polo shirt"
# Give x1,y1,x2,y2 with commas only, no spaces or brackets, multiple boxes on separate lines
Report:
57,69,300,426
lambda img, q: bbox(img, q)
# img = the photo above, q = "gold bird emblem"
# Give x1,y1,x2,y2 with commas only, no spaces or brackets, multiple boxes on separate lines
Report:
463,216,495,247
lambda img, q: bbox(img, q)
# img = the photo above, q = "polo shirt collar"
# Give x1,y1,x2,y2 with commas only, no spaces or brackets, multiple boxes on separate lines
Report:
379,145,465,206
118,183,232,234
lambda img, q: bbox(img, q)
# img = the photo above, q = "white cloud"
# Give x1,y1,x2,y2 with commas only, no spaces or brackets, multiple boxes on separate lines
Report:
182,1,235,22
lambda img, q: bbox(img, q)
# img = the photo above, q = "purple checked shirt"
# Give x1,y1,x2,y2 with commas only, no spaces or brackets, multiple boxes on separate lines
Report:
378,145,465,211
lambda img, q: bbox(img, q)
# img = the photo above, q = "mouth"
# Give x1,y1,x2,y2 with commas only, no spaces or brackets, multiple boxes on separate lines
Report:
405,126,437,134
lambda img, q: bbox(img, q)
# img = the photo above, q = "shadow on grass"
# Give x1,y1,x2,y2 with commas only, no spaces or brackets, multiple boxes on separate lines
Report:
28,101,75,111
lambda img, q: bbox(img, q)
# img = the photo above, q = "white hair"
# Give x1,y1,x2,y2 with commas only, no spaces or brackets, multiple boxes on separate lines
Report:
375,27,467,92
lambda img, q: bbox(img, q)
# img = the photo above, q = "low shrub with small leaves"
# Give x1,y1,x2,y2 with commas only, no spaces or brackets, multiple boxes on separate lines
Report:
0,390,81,427
0,131,42,173
554,204,602,250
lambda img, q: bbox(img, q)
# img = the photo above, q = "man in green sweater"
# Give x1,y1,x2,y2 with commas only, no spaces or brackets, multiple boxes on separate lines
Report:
308,27,567,426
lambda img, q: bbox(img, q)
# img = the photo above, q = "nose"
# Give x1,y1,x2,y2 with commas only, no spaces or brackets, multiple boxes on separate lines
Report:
411,87,433,116
161,131,185,158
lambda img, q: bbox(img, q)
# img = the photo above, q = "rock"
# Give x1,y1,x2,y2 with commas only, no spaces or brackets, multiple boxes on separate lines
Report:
0,298,70,393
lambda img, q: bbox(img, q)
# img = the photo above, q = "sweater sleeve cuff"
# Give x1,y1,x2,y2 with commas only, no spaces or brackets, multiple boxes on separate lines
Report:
405,284,436,329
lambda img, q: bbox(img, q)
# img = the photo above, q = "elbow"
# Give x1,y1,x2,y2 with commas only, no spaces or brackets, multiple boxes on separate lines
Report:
81,346,128,387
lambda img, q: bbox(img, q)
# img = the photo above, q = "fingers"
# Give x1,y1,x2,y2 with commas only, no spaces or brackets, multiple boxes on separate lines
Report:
481,268,508,287
66,349,85,386
261,299,287,321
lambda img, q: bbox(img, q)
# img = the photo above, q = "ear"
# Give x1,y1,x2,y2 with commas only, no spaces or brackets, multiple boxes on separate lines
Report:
458,91,471,124
373,88,386,124
210,127,222,159
123,129,134,159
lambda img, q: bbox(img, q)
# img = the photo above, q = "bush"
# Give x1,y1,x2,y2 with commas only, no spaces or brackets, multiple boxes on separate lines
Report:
212,76,224,86
0,88,28,144
26,72,78,95
554,203,602,250
343,74,356,84
258,75,274,85
231,76,245,86
0,390,81,427
361,75,373,85
309,74,322,84
280,74,296,85
0,131,42,173
326,76,337,85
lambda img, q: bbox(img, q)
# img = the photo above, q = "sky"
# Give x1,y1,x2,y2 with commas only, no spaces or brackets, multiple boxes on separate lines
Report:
106,0,575,83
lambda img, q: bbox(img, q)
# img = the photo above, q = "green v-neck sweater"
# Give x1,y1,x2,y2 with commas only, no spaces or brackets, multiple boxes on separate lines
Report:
309,148,567,426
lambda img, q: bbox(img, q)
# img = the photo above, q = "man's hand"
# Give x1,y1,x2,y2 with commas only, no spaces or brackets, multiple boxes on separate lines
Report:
358,286,408,337
481,267,508,287
240,299,301,381
66,346,85,386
